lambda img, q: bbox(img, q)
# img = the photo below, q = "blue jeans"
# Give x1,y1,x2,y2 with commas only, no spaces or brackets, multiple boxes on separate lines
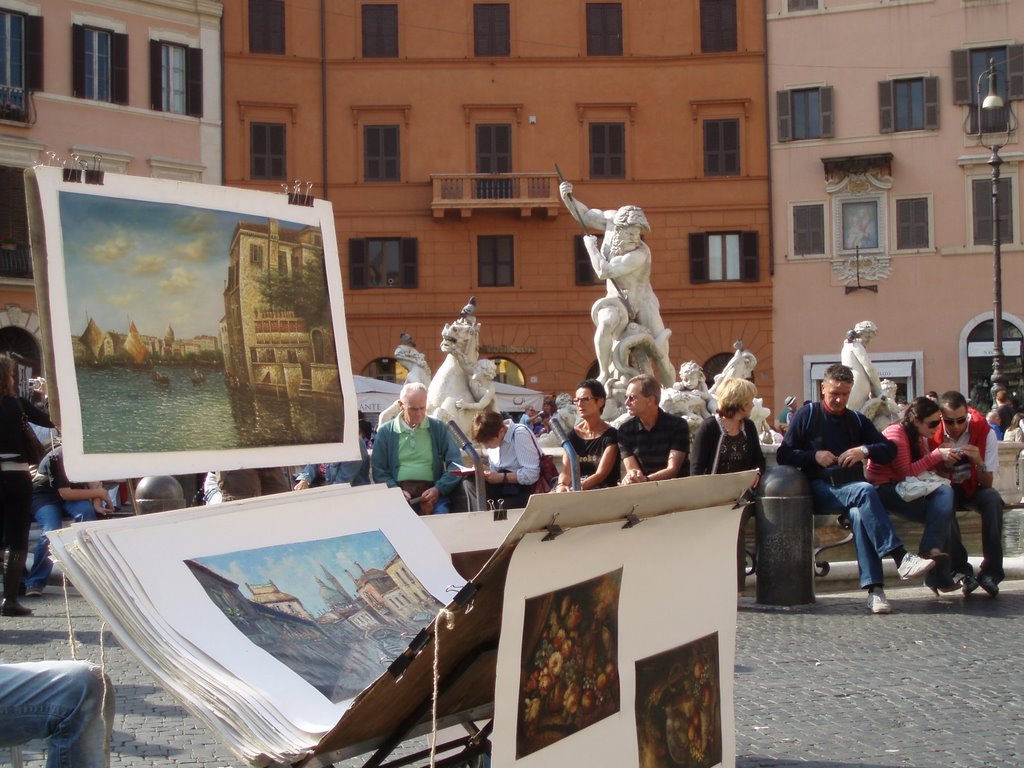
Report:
875,483,956,588
25,500,97,590
949,486,1004,582
0,660,113,767
811,480,901,589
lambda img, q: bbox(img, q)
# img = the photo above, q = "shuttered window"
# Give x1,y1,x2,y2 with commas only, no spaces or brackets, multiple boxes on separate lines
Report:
895,198,930,250
777,86,833,142
474,4,510,57
349,238,418,288
590,122,625,179
364,125,400,181
478,235,514,287
586,4,622,56
689,232,759,283
792,204,825,256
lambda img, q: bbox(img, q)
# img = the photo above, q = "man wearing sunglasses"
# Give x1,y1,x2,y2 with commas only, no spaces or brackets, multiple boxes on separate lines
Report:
929,390,1003,597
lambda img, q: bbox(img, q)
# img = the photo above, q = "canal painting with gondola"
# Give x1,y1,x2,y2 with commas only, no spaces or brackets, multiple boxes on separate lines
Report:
185,529,443,703
58,191,343,454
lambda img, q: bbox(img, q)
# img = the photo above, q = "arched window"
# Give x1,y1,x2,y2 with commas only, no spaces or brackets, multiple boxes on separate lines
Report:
0,326,41,394
362,357,410,384
964,316,1024,413
703,352,736,387
490,357,525,386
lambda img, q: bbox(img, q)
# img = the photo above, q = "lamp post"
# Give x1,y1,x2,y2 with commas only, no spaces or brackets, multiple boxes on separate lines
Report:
975,59,1013,401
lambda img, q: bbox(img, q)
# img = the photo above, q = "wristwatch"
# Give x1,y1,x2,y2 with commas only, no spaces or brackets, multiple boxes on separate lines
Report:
859,446,869,457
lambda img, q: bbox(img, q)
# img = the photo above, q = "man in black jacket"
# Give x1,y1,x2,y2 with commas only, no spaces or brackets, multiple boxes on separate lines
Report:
777,363,934,614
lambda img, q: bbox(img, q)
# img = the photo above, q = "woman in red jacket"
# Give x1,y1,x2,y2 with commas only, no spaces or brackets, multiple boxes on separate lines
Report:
866,397,958,593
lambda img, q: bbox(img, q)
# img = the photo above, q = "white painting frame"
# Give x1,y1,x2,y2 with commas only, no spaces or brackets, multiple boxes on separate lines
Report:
50,484,464,736
27,166,358,480
492,503,741,767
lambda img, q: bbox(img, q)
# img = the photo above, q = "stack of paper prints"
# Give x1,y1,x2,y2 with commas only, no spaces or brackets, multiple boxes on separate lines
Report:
50,484,466,766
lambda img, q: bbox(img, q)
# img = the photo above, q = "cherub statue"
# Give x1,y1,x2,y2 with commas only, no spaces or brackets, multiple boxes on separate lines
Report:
455,358,497,414
661,361,716,434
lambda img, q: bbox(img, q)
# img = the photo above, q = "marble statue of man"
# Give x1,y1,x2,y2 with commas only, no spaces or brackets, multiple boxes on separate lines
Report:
840,320,883,412
559,181,674,391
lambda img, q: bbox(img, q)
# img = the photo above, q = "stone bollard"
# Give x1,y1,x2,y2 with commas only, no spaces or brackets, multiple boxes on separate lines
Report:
135,475,186,515
755,465,815,606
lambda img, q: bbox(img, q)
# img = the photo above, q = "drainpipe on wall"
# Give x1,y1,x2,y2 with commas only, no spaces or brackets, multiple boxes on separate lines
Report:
321,0,329,200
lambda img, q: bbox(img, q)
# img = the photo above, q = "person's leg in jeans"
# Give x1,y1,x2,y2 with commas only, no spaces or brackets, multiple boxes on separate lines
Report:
25,501,65,592
0,660,114,768
811,480,899,589
967,487,1005,583
877,484,955,589
26,500,97,593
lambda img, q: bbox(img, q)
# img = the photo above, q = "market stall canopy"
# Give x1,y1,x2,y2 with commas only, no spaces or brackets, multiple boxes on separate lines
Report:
353,376,544,415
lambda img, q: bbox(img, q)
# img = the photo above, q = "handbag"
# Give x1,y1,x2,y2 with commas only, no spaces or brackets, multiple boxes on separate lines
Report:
520,426,559,494
18,401,47,466
821,463,865,488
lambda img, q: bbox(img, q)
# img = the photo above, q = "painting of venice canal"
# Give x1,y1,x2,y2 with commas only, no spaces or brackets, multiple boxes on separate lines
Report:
186,529,443,703
59,191,343,453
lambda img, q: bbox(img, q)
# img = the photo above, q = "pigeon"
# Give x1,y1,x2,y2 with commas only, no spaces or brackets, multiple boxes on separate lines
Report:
399,332,416,348
459,296,477,320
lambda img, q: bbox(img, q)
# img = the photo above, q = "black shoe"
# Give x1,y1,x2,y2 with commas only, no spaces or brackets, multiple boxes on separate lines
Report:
978,574,999,598
1,598,32,617
959,573,980,596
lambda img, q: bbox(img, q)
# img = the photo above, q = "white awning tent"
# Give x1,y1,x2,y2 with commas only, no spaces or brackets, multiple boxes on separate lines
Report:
353,375,545,415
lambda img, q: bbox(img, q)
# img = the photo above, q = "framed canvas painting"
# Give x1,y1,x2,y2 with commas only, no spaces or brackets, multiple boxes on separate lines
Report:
26,166,358,480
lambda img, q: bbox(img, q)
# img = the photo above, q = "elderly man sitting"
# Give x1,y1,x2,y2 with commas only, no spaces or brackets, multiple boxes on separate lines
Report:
371,382,462,514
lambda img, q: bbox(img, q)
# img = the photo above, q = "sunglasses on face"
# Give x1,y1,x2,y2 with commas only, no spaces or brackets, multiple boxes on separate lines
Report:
925,418,941,429
942,415,968,426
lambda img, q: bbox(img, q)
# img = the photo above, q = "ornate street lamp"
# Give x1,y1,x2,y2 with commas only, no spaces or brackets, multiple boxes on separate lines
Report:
971,59,1016,400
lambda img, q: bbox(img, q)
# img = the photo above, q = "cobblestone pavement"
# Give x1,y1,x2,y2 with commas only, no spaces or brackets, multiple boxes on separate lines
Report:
2,581,1022,767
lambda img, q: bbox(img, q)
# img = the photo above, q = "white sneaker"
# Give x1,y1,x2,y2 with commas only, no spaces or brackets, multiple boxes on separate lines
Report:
867,589,892,614
897,553,934,580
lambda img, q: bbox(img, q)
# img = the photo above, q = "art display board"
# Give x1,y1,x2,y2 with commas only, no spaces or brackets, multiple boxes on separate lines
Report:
491,502,743,767
50,483,465,766
25,166,358,480
308,472,755,767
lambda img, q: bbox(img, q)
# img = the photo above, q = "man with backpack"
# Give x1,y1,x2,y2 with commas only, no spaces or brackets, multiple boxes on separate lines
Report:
777,363,937,614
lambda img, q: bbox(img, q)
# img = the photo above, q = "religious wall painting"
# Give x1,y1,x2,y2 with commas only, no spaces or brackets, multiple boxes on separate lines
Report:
635,632,722,768
515,568,622,759
186,529,442,703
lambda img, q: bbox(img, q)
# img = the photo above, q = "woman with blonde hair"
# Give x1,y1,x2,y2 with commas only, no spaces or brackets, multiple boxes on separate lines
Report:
691,377,765,591
0,356,55,616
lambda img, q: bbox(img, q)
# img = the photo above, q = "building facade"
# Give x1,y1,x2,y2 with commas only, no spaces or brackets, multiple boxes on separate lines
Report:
222,0,773,400
0,0,222,387
768,0,1023,414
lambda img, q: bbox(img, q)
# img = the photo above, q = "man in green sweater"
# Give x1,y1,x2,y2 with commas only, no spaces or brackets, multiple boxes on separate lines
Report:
371,382,461,514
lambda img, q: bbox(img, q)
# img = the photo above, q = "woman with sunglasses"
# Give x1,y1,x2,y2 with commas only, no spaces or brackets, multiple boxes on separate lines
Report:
865,397,958,593
554,379,620,491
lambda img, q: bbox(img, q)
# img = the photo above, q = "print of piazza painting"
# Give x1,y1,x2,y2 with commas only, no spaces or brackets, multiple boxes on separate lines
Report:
56,187,343,454
185,529,443,703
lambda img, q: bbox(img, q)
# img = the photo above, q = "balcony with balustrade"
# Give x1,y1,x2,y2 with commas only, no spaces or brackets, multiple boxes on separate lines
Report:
0,85,29,124
429,172,561,219
0,244,32,279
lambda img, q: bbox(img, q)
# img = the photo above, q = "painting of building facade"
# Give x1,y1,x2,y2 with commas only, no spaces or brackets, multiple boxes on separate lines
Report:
26,166,359,479
186,529,441,703
516,568,622,759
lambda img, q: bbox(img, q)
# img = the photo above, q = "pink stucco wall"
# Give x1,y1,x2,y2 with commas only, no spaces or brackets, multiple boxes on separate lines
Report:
768,0,1023,412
